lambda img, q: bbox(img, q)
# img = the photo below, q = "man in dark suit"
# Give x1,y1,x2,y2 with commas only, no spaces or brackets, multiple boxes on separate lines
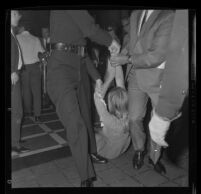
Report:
110,10,175,174
149,10,189,151
47,10,120,187
11,10,29,154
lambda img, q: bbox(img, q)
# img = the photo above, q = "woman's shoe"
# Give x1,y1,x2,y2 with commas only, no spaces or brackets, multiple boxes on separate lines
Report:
148,157,166,174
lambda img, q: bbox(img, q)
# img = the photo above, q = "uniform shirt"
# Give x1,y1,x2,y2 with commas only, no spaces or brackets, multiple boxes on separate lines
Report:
17,31,44,65
50,10,112,47
11,28,23,70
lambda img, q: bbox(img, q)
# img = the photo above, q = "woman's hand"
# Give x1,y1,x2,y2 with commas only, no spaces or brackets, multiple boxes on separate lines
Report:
110,54,129,67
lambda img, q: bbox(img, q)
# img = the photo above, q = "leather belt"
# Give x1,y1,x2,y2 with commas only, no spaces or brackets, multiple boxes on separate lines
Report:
51,43,86,57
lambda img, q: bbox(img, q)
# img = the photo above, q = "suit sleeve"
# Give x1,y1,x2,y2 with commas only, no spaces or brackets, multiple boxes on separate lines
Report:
11,35,18,74
132,12,175,69
84,56,101,81
67,10,112,47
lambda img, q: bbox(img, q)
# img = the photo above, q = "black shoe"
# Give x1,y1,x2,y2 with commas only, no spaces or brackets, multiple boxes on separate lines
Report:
91,153,108,164
133,151,144,170
12,146,30,153
148,158,166,174
80,179,94,187
34,116,42,123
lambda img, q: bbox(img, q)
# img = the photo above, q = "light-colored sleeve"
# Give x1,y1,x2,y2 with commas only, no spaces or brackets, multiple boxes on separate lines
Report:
36,37,45,53
94,92,124,134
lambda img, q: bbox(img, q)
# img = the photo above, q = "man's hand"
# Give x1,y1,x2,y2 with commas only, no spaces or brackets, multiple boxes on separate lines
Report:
95,79,103,95
108,40,120,56
11,72,19,85
149,109,170,147
110,54,129,67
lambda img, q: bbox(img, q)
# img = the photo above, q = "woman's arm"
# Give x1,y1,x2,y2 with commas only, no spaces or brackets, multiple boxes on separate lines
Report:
101,59,116,97
115,66,125,89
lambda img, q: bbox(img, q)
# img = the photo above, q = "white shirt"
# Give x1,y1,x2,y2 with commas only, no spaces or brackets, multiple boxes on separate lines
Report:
17,31,45,65
138,10,154,35
11,28,23,70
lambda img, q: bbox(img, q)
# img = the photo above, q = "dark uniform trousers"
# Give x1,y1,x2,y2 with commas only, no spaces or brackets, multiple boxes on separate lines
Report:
11,78,23,148
47,52,95,181
21,62,41,116
77,59,97,154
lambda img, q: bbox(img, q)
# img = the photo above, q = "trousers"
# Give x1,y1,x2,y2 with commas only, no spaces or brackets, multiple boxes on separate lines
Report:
47,54,95,181
77,61,97,154
21,63,41,116
128,74,162,163
11,79,23,148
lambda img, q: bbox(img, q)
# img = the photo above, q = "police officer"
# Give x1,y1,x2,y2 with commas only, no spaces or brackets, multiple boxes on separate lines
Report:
47,10,120,187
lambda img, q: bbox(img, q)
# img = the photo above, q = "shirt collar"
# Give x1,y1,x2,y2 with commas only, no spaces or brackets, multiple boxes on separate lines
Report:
146,10,154,21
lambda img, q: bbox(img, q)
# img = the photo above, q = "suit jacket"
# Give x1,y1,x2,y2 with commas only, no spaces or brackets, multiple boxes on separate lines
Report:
126,10,175,93
155,10,189,119
11,32,19,74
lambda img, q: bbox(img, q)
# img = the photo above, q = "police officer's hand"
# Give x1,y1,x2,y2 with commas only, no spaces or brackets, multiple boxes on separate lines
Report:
11,72,19,85
108,40,120,56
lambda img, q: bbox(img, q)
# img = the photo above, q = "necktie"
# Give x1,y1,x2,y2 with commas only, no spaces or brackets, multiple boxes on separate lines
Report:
139,10,148,34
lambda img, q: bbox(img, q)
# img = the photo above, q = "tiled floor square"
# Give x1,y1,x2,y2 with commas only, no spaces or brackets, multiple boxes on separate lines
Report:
22,134,59,151
21,125,44,137
109,154,131,167
22,117,34,125
12,179,39,188
135,169,168,186
45,121,64,130
109,176,143,187
94,162,115,172
35,171,69,187
56,131,67,140
61,166,80,179
40,113,59,122
12,168,35,182
119,161,151,177
173,176,189,187
97,168,129,185
30,161,59,176
53,157,75,169
158,181,180,187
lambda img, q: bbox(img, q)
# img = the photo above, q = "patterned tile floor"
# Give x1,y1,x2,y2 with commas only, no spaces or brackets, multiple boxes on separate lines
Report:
11,106,189,188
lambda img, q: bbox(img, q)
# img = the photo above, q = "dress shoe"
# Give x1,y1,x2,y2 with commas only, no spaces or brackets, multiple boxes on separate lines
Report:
34,116,42,124
91,153,108,164
133,151,144,169
80,179,94,187
12,146,30,153
148,157,166,174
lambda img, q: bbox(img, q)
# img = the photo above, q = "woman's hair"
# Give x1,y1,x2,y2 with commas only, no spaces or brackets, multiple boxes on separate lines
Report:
107,87,129,132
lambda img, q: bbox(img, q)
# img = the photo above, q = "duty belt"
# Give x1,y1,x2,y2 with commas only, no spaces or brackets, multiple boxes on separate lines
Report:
50,43,86,57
